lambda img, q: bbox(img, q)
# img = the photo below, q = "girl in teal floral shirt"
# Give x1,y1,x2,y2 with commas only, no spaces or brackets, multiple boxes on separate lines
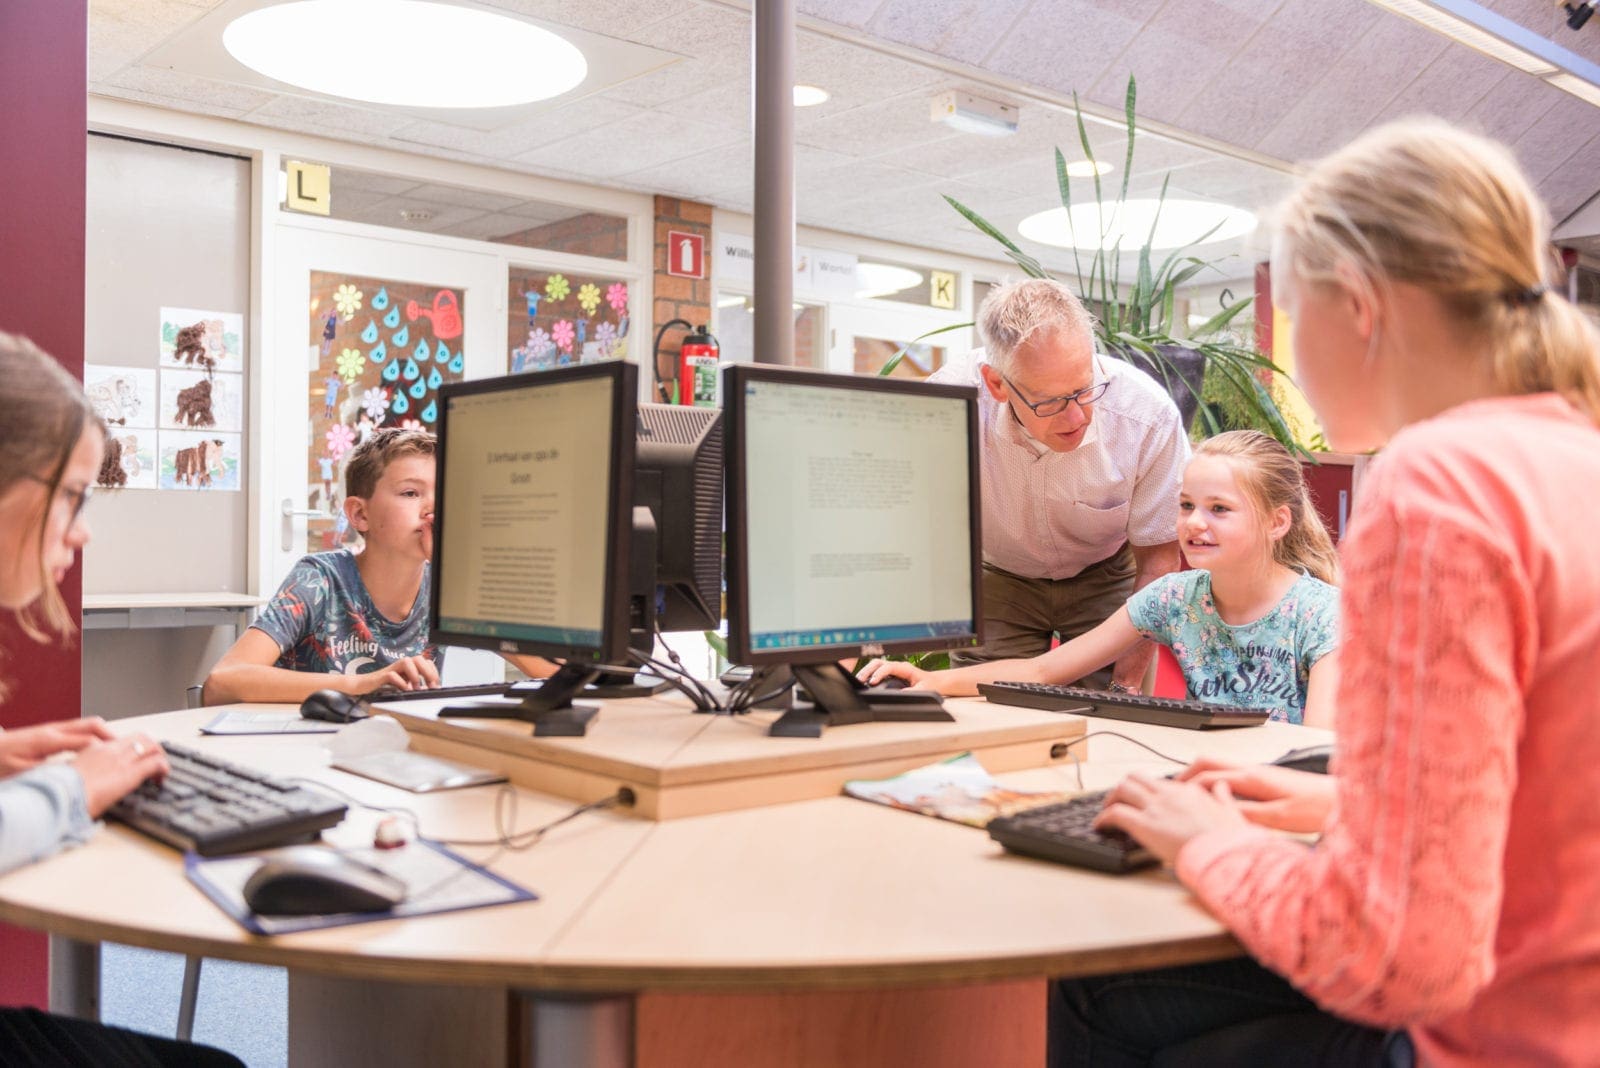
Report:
862,431,1341,726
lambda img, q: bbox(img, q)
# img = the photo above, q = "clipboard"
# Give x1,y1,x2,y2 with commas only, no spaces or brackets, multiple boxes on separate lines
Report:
332,750,508,793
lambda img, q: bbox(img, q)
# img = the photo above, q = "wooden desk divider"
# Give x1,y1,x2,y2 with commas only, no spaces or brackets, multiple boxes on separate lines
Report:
378,695,1087,821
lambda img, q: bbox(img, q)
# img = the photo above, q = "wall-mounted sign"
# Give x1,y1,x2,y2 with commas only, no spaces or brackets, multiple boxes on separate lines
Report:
930,270,958,309
284,160,331,216
666,230,705,279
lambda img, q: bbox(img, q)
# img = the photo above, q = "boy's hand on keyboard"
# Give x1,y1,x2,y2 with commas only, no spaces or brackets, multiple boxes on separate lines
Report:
75,734,170,818
352,655,441,694
1176,758,1335,835
1094,773,1250,867
0,716,117,774
857,659,930,690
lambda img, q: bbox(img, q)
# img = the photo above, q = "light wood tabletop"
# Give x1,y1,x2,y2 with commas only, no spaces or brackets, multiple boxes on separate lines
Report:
0,700,1331,993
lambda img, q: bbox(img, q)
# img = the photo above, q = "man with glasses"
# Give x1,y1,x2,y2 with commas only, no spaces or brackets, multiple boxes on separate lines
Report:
928,278,1187,691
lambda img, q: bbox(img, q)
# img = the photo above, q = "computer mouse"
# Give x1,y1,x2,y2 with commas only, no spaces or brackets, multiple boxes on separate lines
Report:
872,675,911,690
300,688,369,724
242,846,406,916
1270,743,1335,774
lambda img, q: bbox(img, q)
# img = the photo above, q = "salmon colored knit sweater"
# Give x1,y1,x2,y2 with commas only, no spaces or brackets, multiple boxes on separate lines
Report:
1176,394,1600,1067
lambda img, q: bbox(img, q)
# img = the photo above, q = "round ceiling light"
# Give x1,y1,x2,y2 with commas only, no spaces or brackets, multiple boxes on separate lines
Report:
1018,199,1257,252
1063,160,1113,178
855,263,924,299
793,84,830,107
223,1,588,109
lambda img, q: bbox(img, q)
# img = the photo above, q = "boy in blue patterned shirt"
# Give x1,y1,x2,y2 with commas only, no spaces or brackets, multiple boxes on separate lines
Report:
861,431,1341,726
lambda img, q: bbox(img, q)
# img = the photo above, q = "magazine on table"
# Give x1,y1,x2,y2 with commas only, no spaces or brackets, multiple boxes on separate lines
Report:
844,752,1076,828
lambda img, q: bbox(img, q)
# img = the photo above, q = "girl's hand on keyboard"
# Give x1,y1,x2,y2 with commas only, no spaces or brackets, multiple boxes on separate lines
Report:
353,655,441,693
1177,758,1335,834
75,733,170,817
1094,773,1250,867
0,716,116,774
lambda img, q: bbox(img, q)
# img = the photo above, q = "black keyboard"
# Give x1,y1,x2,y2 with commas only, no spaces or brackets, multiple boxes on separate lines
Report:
107,742,347,856
368,682,512,702
987,791,1156,873
977,682,1271,730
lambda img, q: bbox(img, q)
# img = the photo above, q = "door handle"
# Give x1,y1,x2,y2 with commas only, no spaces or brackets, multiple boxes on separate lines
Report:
280,497,326,552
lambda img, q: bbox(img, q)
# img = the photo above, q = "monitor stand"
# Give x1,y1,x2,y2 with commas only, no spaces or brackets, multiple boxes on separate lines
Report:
438,662,603,737
583,663,672,699
767,663,954,739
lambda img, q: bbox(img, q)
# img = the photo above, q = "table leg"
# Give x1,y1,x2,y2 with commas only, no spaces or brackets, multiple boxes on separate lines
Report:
519,991,633,1068
47,936,100,1021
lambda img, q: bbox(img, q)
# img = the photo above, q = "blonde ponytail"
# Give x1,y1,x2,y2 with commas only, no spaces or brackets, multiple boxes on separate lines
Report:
1195,430,1341,585
1276,119,1600,424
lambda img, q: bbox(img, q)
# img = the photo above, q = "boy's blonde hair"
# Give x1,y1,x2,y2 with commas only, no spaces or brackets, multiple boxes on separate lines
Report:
344,427,435,500
1274,119,1600,423
0,331,103,645
1195,430,1340,585
977,278,1098,376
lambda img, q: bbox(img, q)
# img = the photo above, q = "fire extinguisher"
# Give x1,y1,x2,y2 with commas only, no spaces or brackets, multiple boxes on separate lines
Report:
653,319,721,406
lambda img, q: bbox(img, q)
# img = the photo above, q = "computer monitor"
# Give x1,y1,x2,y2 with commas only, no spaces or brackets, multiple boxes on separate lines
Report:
722,363,984,737
430,361,637,735
636,403,722,632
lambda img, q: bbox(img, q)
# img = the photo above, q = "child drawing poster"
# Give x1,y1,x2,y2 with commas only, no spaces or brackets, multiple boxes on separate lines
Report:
159,307,243,374
160,368,242,432
158,430,241,492
84,364,156,431
507,269,630,374
306,273,466,553
98,430,157,490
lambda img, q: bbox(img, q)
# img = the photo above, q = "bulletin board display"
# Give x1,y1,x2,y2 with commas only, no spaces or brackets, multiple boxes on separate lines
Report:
507,268,631,372
304,273,467,554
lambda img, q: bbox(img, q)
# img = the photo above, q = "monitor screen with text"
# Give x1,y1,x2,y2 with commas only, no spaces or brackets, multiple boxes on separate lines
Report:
733,370,981,660
433,370,620,656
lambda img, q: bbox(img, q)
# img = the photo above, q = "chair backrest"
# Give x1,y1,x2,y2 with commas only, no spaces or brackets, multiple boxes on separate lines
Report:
185,684,204,709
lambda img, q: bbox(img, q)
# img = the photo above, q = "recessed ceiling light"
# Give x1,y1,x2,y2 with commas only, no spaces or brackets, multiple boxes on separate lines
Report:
1064,160,1113,178
856,263,924,298
399,208,434,222
1018,200,1257,252
793,84,830,107
223,1,588,109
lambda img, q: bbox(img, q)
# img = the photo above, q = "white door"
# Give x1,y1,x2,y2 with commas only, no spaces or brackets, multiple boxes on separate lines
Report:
263,220,507,682
825,301,973,377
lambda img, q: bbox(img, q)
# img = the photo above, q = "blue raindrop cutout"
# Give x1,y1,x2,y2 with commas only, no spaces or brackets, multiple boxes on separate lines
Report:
391,392,409,415
367,341,386,363
383,305,401,329
427,368,442,390
413,338,429,361
391,325,409,348
408,378,427,399
420,399,437,424
382,359,400,382
435,340,450,364
360,319,378,344
402,358,420,381
448,352,464,374
372,287,389,310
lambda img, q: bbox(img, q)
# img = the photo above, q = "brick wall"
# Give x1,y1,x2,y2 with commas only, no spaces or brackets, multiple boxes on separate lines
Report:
652,196,712,402
498,212,628,260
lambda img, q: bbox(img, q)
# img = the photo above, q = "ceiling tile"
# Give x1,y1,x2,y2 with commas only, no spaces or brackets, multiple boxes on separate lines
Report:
986,2,1152,104
1373,43,1508,126
89,0,208,81
795,93,970,157
1465,70,1563,145
1511,92,1600,183
1480,0,1600,66
478,0,700,37
389,98,648,158
513,110,742,179
1545,134,1600,221
243,95,418,139
796,0,884,30
864,0,1031,67
96,65,277,114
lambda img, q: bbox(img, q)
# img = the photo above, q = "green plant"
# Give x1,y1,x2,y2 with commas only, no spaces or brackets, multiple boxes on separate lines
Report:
929,76,1307,456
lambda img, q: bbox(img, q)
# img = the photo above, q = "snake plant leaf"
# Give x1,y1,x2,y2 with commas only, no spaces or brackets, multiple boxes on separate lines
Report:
877,321,975,377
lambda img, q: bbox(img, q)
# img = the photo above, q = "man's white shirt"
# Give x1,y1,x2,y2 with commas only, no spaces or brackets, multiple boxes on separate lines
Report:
928,348,1189,580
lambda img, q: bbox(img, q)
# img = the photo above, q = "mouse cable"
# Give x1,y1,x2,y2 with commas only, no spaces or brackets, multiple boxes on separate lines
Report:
644,621,724,710
629,648,722,712
1047,731,1192,791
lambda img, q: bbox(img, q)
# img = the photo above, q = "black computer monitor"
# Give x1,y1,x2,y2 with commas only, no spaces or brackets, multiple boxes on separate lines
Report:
722,363,984,737
636,403,722,632
430,361,636,735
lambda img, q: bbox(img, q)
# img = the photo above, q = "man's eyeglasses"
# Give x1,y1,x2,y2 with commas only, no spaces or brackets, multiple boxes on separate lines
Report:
23,474,93,523
1001,374,1110,418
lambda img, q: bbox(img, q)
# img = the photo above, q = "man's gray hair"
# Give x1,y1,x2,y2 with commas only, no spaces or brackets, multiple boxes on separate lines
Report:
977,278,1097,376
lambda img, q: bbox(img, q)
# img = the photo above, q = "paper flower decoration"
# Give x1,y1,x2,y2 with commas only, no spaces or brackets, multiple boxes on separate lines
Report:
594,321,616,346
577,283,601,316
325,423,357,459
400,418,423,431
334,284,363,320
545,274,570,301
336,347,365,382
551,319,575,353
605,282,628,315
361,387,389,421
526,327,551,355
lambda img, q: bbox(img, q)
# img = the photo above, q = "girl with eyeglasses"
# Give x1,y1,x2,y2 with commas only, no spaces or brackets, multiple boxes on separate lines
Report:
0,331,242,1065
860,429,1342,726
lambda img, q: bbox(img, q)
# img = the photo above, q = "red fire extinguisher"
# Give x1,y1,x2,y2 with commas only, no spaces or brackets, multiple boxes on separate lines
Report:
653,319,721,406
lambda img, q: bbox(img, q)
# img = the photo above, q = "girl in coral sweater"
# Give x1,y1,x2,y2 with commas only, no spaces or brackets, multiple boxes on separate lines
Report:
1056,120,1600,1067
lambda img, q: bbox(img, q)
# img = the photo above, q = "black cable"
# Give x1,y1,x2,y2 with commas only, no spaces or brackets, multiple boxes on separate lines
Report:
1047,730,1192,791
649,621,723,709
